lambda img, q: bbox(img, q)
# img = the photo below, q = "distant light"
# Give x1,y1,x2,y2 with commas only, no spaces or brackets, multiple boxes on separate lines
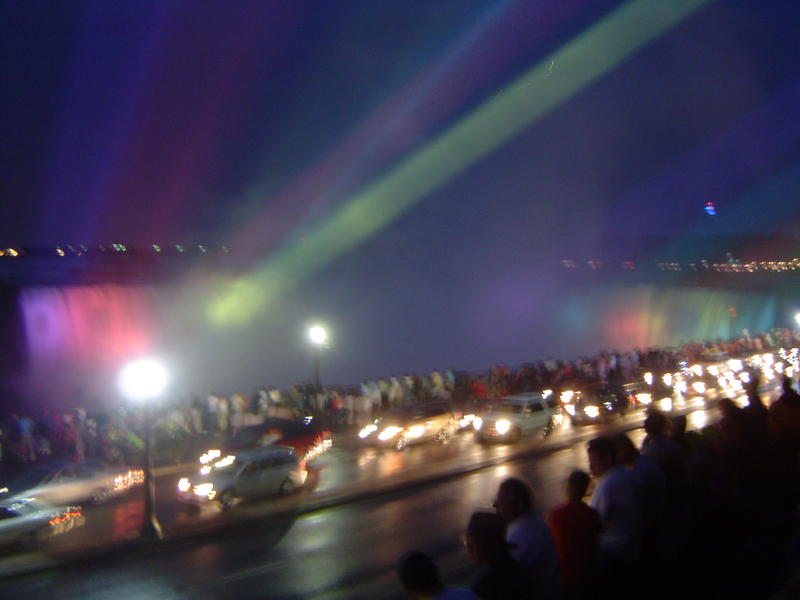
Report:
7,248,19,257
198,245,207,253
176,245,185,253
56,247,65,257
118,358,169,401
704,201,716,216
795,313,800,327
308,325,329,346
152,244,161,252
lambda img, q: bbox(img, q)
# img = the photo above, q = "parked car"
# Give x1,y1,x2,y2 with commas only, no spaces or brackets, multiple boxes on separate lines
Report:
198,417,332,467
0,460,143,506
473,392,557,443
179,445,307,510
0,497,84,550
358,402,457,451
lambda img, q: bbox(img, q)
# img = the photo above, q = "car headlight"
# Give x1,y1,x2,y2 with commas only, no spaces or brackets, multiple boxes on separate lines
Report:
407,425,426,438
583,405,600,418
565,404,576,416
636,393,652,405
473,417,483,431
200,449,221,464
193,483,215,497
495,419,511,435
378,426,403,441
359,424,377,439
178,478,191,492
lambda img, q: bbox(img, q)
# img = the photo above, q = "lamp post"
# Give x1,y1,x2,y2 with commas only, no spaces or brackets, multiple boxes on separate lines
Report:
308,325,329,393
118,358,168,540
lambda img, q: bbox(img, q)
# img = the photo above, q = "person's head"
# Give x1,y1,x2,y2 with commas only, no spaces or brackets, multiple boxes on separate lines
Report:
644,410,668,438
464,511,509,565
612,433,639,466
671,414,687,437
397,551,443,598
783,376,796,394
566,470,590,502
587,436,616,478
494,477,532,523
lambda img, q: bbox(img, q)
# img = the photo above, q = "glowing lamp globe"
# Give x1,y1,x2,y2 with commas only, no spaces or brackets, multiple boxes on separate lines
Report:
795,313,800,327
118,358,168,401
308,325,328,346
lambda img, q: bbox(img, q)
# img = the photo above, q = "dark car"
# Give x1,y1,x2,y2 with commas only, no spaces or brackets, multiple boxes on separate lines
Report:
562,382,631,425
198,417,332,466
358,402,457,451
0,460,143,506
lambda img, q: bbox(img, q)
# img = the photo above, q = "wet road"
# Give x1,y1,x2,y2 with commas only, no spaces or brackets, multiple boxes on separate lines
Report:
0,395,727,600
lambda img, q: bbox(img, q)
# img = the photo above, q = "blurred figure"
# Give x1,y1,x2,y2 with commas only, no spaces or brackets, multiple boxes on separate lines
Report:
642,410,685,498
230,392,246,433
16,414,37,462
464,512,529,600
614,433,665,570
547,470,600,599
493,478,560,599
587,436,641,599
769,377,800,452
397,550,478,599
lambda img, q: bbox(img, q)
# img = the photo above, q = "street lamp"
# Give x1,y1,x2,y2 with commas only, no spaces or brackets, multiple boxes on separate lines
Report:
118,358,168,540
308,325,329,392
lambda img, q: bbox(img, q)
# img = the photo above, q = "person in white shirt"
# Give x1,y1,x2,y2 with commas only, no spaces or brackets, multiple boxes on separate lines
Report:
397,551,478,600
588,435,643,599
493,477,560,599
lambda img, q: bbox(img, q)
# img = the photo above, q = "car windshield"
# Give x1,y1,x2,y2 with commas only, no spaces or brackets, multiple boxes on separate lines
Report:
377,409,411,426
488,403,524,414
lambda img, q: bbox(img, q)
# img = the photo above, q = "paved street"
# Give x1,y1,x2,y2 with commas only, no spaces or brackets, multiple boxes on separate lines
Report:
0,390,734,599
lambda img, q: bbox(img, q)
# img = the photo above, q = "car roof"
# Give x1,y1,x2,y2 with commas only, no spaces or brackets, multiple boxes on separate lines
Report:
231,445,296,462
497,392,544,403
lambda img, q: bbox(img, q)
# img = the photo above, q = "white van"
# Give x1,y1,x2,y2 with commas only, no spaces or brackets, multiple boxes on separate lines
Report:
473,392,558,443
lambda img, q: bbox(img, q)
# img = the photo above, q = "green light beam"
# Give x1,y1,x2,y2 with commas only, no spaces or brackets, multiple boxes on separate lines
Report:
210,0,712,325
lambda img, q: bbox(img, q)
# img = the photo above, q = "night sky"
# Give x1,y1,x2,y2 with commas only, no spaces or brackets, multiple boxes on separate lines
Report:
2,1,800,402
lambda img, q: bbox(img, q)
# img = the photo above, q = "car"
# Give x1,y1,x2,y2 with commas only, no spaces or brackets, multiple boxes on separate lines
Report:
0,460,143,506
357,402,457,451
198,417,332,467
561,383,631,425
178,445,307,510
472,392,557,443
0,497,84,550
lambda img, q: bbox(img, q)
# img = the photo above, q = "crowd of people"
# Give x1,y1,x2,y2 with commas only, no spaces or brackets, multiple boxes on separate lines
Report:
398,375,800,599
1,327,800,597
1,327,797,479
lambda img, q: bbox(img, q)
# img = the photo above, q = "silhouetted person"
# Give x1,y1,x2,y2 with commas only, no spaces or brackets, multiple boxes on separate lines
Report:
397,551,478,599
587,436,641,599
548,470,600,599
614,433,665,572
464,512,530,600
769,377,800,452
494,477,560,599
742,376,769,446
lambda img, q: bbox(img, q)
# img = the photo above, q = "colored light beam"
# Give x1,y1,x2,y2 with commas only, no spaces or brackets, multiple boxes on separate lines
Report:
209,0,711,326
